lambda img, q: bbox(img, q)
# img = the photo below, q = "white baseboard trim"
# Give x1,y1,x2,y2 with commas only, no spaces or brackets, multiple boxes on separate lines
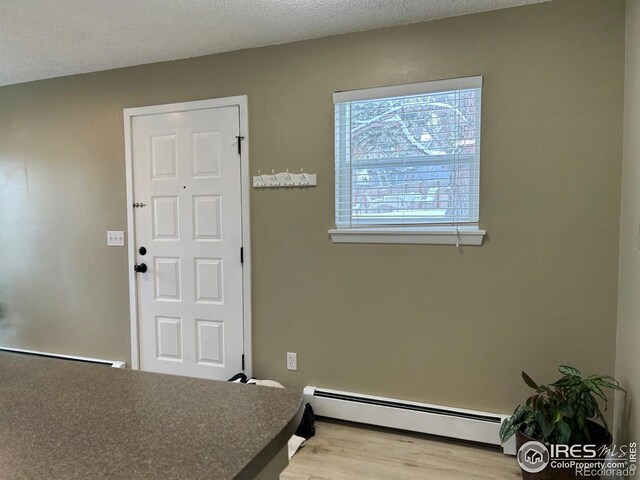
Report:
0,346,127,368
304,386,516,455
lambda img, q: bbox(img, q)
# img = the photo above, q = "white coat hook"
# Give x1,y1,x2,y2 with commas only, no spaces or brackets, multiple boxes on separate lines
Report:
252,169,317,188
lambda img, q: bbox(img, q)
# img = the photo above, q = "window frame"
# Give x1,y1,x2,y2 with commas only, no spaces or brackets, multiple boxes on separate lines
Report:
331,76,486,245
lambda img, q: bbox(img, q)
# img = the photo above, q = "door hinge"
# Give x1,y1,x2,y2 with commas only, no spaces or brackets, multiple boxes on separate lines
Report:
240,247,244,264
236,135,245,156
241,354,245,371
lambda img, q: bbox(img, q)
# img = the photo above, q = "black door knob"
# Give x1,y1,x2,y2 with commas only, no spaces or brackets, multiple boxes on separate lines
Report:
134,263,147,273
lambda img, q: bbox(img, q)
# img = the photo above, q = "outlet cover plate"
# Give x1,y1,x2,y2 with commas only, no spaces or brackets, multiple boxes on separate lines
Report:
287,352,297,371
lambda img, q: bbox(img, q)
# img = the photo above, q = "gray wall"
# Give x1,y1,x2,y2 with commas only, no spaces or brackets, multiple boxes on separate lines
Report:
614,0,640,446
0,0,625,414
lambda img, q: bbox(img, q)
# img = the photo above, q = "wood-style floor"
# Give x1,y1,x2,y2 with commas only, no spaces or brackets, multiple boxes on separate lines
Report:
281,420,521,480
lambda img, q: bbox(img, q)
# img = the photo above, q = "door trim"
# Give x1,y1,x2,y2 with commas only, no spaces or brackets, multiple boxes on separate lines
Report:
123,96,252,376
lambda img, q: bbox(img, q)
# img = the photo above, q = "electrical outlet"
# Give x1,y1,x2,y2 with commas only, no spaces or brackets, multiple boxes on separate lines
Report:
287,352,297,371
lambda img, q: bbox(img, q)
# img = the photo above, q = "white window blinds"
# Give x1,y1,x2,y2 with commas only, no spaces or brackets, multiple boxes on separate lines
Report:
334,76,482,229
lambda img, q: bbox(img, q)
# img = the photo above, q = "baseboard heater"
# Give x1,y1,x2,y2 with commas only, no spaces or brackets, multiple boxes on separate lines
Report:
0,347,126,368
303,386,516,455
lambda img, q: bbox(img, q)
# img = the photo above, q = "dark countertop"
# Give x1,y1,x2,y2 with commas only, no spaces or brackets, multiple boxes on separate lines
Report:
0,352,303,479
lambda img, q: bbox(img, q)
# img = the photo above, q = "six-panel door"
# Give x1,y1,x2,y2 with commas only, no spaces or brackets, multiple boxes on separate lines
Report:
132,106,244,380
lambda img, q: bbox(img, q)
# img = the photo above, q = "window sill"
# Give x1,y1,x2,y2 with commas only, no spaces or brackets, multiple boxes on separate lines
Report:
328,226,486,245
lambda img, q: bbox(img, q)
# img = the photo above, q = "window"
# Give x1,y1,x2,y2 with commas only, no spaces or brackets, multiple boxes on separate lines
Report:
331,76,485,245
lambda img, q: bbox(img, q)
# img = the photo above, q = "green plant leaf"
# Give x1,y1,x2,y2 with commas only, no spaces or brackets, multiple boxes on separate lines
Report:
588,381,607,402
577,413,586,430
556,421,571,444
522,371,539,390
597,377,626,392
599,413,610,433
558,365,581,377
558,402,573,417
500,405,529,443
525,423,536,437
500,417,518,443
501,425,517,443
552,377,579,388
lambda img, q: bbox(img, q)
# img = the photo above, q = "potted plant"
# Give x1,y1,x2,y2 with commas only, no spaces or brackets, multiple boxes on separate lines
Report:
500,365,625,479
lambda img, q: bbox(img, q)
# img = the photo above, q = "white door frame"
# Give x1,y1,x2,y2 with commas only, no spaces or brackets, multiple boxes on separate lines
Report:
123,96,252,376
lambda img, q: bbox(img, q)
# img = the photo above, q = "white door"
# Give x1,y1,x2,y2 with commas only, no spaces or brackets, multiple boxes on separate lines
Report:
131,105,245,380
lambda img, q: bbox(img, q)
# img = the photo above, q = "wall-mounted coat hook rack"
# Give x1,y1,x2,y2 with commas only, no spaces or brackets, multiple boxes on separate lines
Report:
253,169,317,188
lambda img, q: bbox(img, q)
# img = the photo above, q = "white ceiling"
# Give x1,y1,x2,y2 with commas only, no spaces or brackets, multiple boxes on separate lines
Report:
0,0,549,87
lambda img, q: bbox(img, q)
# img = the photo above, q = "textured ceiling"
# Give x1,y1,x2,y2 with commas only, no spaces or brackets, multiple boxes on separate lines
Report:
0,0,549,87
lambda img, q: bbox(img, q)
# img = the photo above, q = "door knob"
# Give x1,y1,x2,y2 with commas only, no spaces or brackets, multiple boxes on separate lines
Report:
134,263,147,273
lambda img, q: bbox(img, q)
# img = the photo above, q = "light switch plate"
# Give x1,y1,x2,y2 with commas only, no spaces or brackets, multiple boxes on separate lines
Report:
107,231,125,247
